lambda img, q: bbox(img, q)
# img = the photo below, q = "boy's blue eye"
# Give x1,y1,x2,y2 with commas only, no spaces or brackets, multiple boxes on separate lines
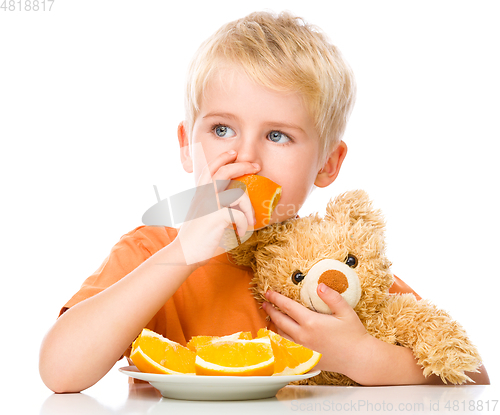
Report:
214,125,235,138
268,131,290,144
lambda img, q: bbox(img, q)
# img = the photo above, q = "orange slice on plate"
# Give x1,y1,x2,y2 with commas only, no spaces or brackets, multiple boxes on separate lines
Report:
228,174,282,229
130,328,195,375
186,331,253,352
195,337,275,376
257,328,321,375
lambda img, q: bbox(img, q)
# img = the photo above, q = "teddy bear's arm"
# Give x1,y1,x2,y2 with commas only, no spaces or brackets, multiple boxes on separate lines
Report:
376,294,482,384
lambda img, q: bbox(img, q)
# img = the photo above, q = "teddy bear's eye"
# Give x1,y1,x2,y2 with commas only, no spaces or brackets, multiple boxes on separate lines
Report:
345,254,358,268
291,270,306,285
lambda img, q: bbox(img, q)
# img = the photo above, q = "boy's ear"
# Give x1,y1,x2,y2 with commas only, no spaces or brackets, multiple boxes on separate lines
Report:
314,141,347,188
177,121,193,173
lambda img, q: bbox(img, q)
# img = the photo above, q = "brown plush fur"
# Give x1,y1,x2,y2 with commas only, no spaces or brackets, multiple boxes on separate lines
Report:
229,190,481,385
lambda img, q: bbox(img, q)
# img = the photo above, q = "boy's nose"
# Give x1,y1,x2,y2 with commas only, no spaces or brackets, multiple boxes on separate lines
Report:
233,135,261,165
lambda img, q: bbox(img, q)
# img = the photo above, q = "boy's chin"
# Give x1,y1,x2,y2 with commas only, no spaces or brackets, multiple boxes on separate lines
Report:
264,211,300,228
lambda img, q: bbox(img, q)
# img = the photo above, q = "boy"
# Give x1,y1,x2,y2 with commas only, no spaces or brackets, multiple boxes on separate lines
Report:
39,11,488,392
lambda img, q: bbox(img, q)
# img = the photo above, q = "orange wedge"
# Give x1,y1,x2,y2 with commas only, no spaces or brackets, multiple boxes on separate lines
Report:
187,331,253,352
130,328,195,375
195,337,275,376
129,328,319,377
228,174,282,229
257,328,321,375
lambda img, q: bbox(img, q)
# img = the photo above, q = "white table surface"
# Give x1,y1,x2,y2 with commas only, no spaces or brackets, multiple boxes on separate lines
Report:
28,361,497,415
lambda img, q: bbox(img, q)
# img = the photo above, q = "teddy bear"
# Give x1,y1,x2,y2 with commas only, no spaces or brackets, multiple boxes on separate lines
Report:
229,190,482,385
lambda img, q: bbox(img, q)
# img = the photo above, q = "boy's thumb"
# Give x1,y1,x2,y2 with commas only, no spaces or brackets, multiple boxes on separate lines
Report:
317,283,352,316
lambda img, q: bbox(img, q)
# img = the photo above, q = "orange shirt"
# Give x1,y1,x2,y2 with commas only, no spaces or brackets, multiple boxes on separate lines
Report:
60,225,420,353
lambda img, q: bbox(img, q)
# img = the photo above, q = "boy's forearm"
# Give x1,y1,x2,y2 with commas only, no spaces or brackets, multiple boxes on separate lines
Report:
344,335,489,386
344,335,442,385
39,238,197,393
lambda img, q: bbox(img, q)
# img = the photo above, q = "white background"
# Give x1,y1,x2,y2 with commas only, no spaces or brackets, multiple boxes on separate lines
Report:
1,0,499,409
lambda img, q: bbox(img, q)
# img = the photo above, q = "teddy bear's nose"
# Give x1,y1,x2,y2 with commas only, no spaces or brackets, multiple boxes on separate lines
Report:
318,270,348,294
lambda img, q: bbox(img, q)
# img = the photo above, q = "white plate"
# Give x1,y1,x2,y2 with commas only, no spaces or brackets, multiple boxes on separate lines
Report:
119,365,321,401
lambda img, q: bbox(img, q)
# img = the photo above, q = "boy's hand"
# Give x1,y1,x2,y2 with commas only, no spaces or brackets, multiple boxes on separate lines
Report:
262,283,371,376
176,150,260,266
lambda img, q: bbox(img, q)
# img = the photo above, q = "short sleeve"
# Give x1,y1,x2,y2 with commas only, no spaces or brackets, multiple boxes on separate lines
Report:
59,226,178,316
389,274,421,300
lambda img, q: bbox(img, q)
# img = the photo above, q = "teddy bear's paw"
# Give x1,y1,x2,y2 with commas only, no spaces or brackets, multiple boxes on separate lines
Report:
420,347,482,384
423,366,477,385
293,371,359,386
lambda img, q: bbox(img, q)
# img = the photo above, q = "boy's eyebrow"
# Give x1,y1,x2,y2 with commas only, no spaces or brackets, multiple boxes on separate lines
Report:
203,112,306,134
264,121,306,134
203,112,239,121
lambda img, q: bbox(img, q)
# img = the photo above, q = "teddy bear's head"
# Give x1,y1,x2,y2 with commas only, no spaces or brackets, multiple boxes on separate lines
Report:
230,190,394,315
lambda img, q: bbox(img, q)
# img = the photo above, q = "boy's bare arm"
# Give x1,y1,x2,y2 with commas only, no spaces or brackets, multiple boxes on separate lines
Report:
264,286,490,386
345,335,490,386
39,150,258,393
39,239,198,393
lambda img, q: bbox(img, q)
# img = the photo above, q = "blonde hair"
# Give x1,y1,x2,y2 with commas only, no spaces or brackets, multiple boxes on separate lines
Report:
184,10,356,165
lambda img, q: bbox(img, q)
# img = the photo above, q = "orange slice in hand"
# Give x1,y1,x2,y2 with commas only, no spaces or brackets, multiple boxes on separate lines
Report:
228,174,282,229
257,328,322,376
130,328,195,374
195,337,275,376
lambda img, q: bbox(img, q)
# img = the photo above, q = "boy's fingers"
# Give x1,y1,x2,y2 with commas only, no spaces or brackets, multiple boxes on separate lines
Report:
197,151,238,186
214,179,231,193
197,151,260,191
218,186,255,229
275,328,294,343
262,301,300,339
220,207,248,238
230,192,255,229
317,284,355,318
212,161,260,183
264,290,312,326
218,188,244,207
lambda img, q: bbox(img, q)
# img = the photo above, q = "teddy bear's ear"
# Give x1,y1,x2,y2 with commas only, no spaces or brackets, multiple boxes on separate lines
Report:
325,190,385,232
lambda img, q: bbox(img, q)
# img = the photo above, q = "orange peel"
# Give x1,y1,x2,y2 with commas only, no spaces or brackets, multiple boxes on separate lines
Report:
228,174,282,229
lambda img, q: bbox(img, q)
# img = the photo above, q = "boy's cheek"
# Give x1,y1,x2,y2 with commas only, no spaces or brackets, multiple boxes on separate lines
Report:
270,202,301,223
